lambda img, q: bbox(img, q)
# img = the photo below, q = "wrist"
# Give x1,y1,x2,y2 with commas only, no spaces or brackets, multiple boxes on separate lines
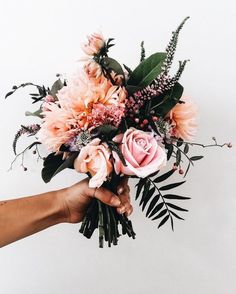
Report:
54,188,71,223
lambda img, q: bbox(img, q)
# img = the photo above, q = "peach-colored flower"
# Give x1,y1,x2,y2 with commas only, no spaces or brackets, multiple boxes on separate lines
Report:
167,97,197,141
84,59,102,80
74,138,113,188
81,32,105,56
38,102,77,152
113,128,167,177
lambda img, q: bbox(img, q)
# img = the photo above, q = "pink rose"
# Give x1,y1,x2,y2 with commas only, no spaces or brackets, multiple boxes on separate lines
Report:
81,32,105,56
113,128,167,178
74,138,112,188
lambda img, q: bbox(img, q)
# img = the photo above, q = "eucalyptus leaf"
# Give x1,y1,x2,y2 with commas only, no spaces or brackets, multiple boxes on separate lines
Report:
103,57,124,76
50,79,64,98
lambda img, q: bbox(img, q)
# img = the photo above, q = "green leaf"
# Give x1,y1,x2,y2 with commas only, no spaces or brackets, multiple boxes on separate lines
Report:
152,209,167,220
52,152,78,179
42,152,78,183
5,91,14,99
50,79,64,98
103,57,124,76
142,187,155,211
123,64,132,75
184,143,189,154
190,156,204,161
154,169,175,183
167,144,174,160
126,85,142,95
166,203,188,212
156,83,184,117
177,138,184,147
176,149,181,166
148,202,164,218
159,181,186,191
25,108,43,118
184,162,191,178
170,210,184,220
140,181,151,206
146,195,160,217
135,178,146,200
127,52,167,87
163,194,190,200
158,215,170,228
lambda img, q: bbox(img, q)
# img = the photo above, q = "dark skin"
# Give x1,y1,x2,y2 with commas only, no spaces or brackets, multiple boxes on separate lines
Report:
0,177,132,248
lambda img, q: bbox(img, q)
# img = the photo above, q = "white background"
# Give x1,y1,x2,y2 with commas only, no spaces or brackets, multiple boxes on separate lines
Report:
0,0,236,293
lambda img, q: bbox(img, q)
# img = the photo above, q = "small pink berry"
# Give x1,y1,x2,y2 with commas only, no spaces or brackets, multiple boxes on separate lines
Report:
152,116,158,122
135,118,139,123
179,168,184,175
172,164,178,171
140,123,144,128
143,119,148,125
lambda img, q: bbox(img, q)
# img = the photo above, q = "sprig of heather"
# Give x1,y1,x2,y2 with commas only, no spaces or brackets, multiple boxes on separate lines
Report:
13,124,40,155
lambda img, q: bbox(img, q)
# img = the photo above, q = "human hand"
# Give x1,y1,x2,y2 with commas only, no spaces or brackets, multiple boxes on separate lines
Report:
60,177,133,223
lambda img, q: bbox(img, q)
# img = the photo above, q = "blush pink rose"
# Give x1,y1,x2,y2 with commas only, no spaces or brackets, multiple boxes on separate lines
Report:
74,138,112,188
113,128,167,178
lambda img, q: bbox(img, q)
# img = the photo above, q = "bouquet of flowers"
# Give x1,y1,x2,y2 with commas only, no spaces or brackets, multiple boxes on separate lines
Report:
6,17,231,247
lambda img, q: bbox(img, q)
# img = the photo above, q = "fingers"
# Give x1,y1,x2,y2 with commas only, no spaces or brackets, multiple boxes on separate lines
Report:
117,177,133,217
92,186,121,207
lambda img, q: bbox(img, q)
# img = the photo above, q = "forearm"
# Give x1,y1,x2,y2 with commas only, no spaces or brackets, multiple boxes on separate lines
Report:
0,190,67,248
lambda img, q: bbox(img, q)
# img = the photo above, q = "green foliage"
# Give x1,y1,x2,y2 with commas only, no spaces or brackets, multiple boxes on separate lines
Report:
102,57,124,77
49,79,64,99
140,41,146,62
127,52,167,88
135,169,189,230
42,152,78,183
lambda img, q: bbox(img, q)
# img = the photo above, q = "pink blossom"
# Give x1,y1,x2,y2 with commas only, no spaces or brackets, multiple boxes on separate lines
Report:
81,32,105,56
74,138,113,188
113,128,167,178
167,97,197,141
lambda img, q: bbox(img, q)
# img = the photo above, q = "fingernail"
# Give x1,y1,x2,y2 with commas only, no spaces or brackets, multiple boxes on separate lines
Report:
118,206,126,214
117,187,123,195
111,197,121,206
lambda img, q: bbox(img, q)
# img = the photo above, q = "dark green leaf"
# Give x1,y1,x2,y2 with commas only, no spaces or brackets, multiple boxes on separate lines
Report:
176,149,181,166
146,195,160,217
42,153,64,183
127,52,167,87
158,215,170,228
52,152,78,179
142,187,155,211
170,210,184,220
184,162,191,178
170,216,174,231
160,181,186,191
135,178,146,200
103,57,124,76
166,203,188,212
154,169,175,183
163,194,190,200
184,143,189,154
167,144,174,160
190,156,204,161
152,209,167,220
126,85,142,95
5,91,14,99
177,138,184,147
148,202,164,218
123,64,132,75
139,181,151,206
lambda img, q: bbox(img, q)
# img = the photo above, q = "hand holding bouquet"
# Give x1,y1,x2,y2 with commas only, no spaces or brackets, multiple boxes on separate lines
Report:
6,17,231,247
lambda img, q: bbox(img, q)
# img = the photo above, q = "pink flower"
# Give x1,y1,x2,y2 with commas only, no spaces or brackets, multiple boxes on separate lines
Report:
113,128,167,178
81,32,105,56
84,59,102,80
167,97,197,141
38,102,77,152
74,138,113,188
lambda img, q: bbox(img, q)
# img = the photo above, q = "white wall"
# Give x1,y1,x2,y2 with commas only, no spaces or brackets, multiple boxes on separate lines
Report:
0,0,236,293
